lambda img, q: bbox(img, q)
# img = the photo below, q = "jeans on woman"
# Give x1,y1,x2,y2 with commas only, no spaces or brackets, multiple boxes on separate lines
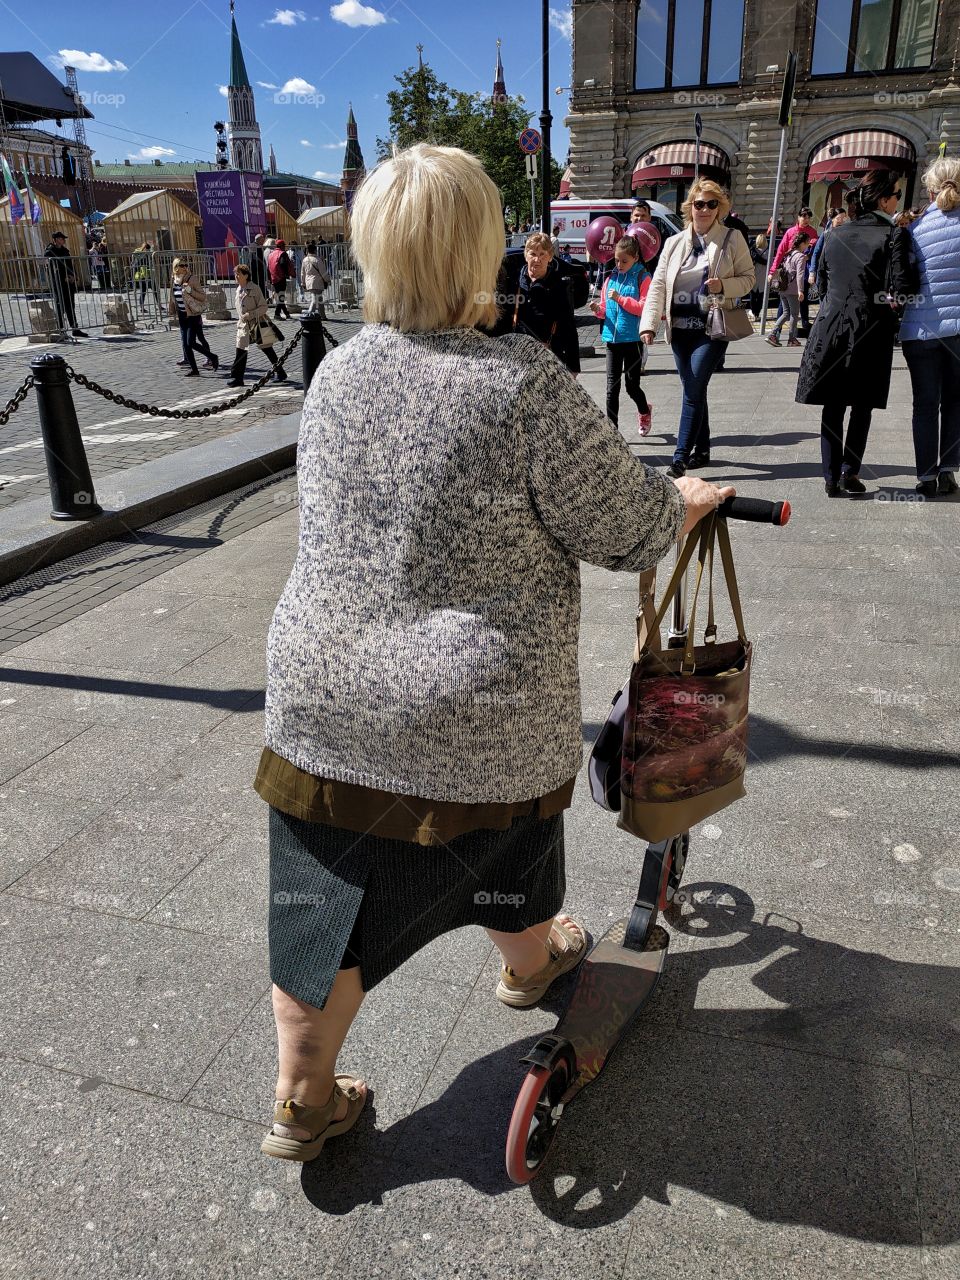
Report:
670,327,727,462
820,403,872,482
771,294,801,340
605,341,649,425
902,336,960,480
178,314,212,373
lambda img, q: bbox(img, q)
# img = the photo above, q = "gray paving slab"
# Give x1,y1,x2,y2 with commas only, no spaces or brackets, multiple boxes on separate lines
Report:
0,784,106,889
0,1059,359,1280
9,724,186,805
0,707,91,785
911,1073,960,1277
5,616,232,676
0,896,268,1098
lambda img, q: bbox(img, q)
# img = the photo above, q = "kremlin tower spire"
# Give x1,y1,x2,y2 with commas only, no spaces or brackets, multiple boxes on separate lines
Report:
341,104,366,211
492,39,507,104
226,2,263,172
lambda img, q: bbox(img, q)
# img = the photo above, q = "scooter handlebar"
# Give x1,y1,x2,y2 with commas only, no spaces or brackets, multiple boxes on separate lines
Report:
717,496,791,526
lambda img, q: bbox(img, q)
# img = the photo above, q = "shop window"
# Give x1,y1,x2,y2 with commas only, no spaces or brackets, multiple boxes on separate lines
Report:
634,0,744,89
812,0,938,73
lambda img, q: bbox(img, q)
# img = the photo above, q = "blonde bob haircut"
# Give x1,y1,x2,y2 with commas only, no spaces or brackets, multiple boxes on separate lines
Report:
680,179,732,226
351,143,504,332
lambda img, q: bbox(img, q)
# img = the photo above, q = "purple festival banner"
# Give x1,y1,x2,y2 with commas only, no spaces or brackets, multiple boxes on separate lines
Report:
195,171,248,248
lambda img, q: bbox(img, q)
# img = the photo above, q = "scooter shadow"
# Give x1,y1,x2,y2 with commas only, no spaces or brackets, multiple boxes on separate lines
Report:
303,883,959,1247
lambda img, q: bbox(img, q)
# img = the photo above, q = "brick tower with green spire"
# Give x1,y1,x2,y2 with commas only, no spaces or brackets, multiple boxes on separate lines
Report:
226,1,263,172
340,104,366,211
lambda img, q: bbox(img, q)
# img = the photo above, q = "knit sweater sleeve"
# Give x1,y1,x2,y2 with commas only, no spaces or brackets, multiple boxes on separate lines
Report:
515,341,686,570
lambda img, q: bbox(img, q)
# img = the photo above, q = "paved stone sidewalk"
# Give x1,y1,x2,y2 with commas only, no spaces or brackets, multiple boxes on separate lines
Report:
0,313,362,514
0,344,958,1279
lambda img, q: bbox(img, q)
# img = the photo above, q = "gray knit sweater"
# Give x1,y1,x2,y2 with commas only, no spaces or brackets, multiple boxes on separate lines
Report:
265,325,685,804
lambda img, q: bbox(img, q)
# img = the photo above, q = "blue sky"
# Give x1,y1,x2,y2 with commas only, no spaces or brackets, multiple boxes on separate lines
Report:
10,2,573,181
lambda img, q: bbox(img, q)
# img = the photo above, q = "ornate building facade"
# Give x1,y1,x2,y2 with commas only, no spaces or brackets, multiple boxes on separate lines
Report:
565,0,960,226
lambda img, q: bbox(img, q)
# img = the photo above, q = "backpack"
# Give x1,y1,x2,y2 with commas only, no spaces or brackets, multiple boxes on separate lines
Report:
774,264,790,292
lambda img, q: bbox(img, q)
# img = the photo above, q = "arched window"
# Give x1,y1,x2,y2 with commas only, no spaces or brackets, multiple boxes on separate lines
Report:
635,0,745,90
811,0,938,73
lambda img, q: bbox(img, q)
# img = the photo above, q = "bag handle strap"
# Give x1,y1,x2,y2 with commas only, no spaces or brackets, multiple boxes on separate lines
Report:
636,525,704,654
716,515,748,643
680,518,714,672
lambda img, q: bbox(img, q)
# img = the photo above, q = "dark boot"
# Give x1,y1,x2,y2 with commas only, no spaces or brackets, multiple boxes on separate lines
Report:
265,347,287,382
226,348,247,387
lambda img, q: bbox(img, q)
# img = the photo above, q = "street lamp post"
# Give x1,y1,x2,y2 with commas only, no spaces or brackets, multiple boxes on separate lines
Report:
540,0,552,234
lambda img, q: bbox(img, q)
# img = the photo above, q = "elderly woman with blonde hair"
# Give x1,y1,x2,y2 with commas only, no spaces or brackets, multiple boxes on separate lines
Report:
254,144,732,1163
492,230,580,372
640,179,755,475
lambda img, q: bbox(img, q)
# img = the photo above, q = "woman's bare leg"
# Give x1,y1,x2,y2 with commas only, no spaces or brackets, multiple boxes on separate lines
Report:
272,968,366,1129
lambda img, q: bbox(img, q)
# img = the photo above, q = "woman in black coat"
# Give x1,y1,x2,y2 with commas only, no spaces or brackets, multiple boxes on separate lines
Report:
796,170,916,495
498,232,581,374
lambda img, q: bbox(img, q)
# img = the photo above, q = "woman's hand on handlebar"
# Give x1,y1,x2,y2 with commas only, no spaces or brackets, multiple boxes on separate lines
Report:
673,476,737,536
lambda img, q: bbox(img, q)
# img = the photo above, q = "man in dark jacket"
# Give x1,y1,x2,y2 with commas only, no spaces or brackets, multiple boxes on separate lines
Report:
267,239,293,319
251,234,268,292
44,232,88,337
796,170,917,494
492,233,580,374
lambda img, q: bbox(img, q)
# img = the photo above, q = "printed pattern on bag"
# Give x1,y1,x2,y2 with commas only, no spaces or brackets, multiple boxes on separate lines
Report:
621,663,750,805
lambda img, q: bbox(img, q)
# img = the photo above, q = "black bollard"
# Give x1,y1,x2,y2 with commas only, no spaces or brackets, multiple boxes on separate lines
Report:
31,353,103,520
300,312,327,392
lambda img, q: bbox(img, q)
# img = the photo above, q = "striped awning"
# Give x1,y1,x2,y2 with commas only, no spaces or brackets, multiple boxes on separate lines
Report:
807,131,915,180
558,166,572,197
632,140,729,187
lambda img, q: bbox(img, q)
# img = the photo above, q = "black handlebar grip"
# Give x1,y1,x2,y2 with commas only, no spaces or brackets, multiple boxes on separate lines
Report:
717,496,791,526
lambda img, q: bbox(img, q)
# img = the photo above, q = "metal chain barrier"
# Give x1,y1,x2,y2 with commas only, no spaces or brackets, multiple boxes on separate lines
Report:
64,327,305,420
0,375,36,428
320,324,339,349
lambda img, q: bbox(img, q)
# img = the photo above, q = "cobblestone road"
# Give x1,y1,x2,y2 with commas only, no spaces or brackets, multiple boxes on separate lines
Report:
0,312,363,514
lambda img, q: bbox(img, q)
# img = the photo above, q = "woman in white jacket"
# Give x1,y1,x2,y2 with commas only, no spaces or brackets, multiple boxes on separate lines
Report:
640,180,755,475
300,241,331,318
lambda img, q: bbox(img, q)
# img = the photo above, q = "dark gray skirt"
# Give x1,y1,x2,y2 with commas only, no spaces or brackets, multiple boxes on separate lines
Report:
268,806,566,1010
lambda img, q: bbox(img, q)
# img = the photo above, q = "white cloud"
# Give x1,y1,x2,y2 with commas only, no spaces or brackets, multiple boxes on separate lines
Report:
267,8,306,23
279,76,316,94
51,49,128,73
257,80,278,89
549,8,573,39
218,84,229,97
300,139,313,147
318,139,347,149
137,146,176,158
313,170,341,181
330,1,387,28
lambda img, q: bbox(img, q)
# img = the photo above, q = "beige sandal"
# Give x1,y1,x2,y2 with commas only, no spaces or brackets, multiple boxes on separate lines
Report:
496,915,588,1008
261,1075,367,1162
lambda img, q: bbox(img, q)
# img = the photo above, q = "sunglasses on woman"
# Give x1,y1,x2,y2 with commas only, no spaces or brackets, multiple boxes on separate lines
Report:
693,199,720,210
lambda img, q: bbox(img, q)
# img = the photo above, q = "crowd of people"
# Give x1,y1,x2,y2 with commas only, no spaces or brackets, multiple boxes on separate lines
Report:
501,160,959,497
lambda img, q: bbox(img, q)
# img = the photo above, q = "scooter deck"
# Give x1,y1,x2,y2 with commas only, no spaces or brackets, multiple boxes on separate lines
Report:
557,920,669,1102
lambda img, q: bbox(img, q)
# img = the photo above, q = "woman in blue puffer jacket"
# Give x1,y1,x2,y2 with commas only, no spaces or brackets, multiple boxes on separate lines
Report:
592,235,653,434
900,157,960,496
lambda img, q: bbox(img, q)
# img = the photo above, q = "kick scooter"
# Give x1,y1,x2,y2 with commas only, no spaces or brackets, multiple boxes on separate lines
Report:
505,495,791,1184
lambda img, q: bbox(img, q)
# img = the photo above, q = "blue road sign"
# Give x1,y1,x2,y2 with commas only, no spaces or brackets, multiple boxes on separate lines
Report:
519,128,542,155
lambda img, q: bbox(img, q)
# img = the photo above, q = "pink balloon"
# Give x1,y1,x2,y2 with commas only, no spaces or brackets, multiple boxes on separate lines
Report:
625,220,662,263
585,216,623,263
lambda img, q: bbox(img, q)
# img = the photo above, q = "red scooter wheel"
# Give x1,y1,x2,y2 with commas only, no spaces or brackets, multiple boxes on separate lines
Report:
506,1059,570,1184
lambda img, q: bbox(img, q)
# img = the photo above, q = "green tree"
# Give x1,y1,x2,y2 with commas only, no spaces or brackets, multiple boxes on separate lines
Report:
378,63,564,226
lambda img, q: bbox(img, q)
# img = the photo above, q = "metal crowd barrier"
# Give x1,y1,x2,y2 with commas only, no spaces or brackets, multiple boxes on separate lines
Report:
0,242,364,340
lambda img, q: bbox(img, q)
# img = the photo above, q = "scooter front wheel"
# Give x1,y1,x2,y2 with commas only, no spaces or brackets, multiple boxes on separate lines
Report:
505,1058,570,1184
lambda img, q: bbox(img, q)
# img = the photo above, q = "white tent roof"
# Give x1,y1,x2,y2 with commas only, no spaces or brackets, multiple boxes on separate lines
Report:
297,205,345,225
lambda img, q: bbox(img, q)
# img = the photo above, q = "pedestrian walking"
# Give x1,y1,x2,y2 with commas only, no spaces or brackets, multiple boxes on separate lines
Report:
899,156,960,496
796,170,915,495
495,231,580,375
167,258,218,377
770,208,819,336
226,263,287,386
640,179,755,476
268,239,294,319
592,235,653,433
765,233,811,346
44,231,87,337
132,242,152,312
254,142,731,1164
807,212,846,291
251,233,268,293
300,241,330,317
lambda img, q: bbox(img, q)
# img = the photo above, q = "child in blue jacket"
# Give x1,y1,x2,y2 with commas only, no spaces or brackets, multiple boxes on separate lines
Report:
593,236,653,434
